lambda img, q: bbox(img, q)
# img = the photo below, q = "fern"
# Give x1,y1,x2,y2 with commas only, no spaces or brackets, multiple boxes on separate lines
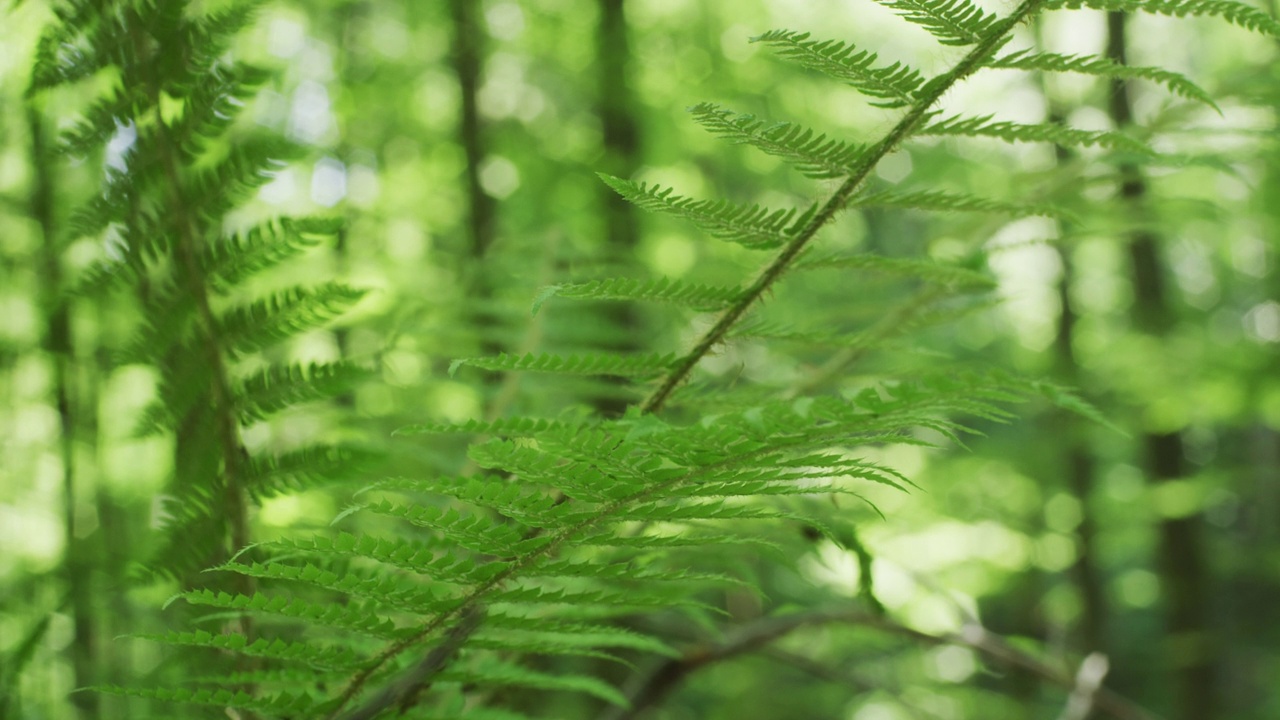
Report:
751,30,926,108
1045,0,1280,34
688,103,870,179
599,175,815,250
532,278,744,315
873,0,1001,45
916,112,1151,152
450,351,678,378
59,0,1279,717
851,187,1069,218
982,48,1220,108
30,0,372,595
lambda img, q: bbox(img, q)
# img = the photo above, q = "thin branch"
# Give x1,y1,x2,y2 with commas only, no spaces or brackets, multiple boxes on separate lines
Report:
600,608,1160,720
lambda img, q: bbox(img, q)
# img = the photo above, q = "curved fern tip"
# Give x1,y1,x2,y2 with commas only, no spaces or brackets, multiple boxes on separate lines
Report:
531,284,563,316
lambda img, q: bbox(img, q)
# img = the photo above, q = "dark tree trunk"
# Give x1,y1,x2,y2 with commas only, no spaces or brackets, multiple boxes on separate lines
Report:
1107,14,1216,720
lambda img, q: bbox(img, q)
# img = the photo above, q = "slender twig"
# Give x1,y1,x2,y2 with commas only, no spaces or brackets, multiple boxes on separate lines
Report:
601,608,1158,720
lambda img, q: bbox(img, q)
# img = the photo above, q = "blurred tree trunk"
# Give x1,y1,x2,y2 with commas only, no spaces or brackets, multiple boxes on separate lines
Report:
593,0,643,418
333,0,371,408
449,0,507,376
1046,113,1107,661
1107,14,1215,720
450,0,496,264
29,108,100,719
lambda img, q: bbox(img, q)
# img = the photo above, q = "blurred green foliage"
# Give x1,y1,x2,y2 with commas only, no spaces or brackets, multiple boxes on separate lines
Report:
1,0,1278,718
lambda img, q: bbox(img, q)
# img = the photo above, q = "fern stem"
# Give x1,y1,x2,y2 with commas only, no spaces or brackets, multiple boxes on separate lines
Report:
641,0,1046,414
126,10,257,696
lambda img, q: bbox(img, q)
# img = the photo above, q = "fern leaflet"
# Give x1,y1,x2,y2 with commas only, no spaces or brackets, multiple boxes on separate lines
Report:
751,30,926,108
873,0,1002,46
917,113,1151,153
983,49,1218,109
599,175,814,250
532,277,744,315
688,103,869,179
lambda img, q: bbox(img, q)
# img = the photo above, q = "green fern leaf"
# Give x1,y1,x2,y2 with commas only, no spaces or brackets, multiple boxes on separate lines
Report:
532,277,743,315
360,497,527,555
873,0,1002,45
232,361,373,423
489,583,698,611
181,590,402,637
794,251,996,289
852,188,1068,218
204,217,341,292
134,630,364,671
89,686,320,716
219,283,365,355
440,657,629,707
751,30,925,108
215,560,458,613
450,351,677,379
983,49,1218,109
484,614,679,657
688,103,868,179
916,113,1151,153
256,533,492,584
394,417,586,437
1045,0,1280,36
600,175,812,250
244,444,380,498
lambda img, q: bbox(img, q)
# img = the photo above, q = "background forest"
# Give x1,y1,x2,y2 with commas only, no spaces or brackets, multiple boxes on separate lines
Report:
1,0,1279,718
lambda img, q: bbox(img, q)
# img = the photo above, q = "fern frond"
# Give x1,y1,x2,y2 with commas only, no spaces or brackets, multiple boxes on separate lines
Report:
189,136,301,217
255,533,494,584
488,583,699,611
983,49,1218,109
600,175,813,250
1045,0,1280,36
134,630,365,671
215,561,458,614
688,103,869,179
873,0,1002,46
219,283,365,355
794,251,996,289
851,188,1068,218
90,686,321,717
232,361,373,423
244,444,379,498
450,351,677,379
394,417,587,437
532,278,744,315
180,590,403,637
751,30,925,108
439,657,629,707
360,498,528,555
916,113,1150,152
204,217,341,291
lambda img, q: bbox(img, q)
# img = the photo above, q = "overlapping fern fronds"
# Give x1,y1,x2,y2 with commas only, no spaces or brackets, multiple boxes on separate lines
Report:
60,0,1279,717
30,0,371,585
